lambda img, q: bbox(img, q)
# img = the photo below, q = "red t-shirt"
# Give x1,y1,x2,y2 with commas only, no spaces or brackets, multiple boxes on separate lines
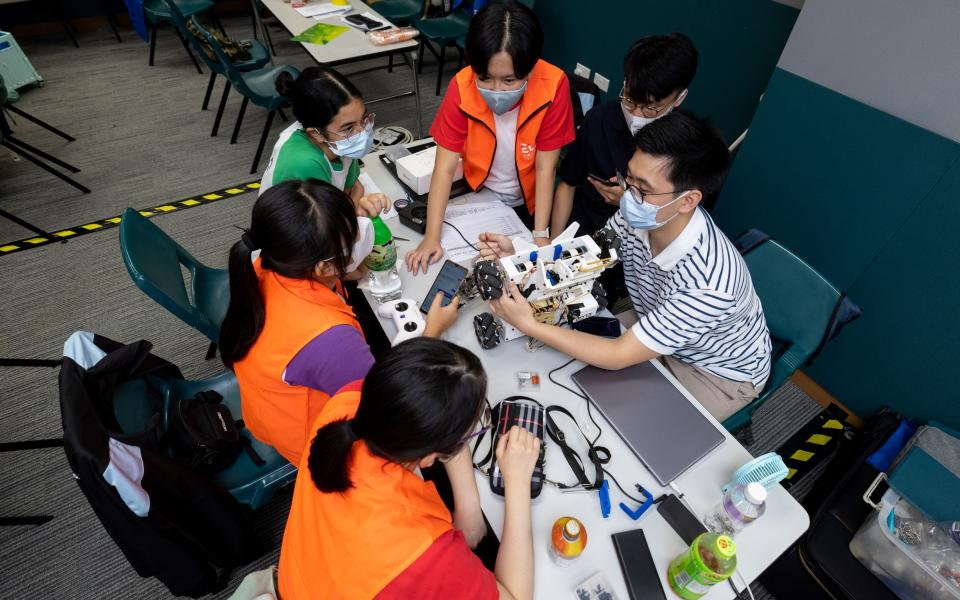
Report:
430,74,575,154
376,529,498,599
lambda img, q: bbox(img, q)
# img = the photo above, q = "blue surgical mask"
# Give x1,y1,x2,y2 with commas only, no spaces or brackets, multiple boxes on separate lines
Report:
620,188,689,230
476,81,527,115
326,123,375,159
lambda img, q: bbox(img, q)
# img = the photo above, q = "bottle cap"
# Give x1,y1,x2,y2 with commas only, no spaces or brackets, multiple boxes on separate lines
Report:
714,535,736,558
563,519,581,539
744,482,767,505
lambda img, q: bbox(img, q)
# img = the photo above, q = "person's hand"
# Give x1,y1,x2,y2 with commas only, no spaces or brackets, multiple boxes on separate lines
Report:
423,291,460,337
355,193,389,217
476,232,515,261
405,237,443,275
534,236,551,247
589,176,624,206
495,425,541,488
489,282,537,334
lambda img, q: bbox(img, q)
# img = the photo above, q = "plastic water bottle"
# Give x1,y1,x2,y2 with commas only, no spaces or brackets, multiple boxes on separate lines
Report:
364,216,402,303
704,482,767,536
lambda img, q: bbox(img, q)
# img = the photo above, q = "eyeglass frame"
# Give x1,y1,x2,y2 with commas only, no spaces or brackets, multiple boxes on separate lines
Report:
618,84,684,119
311,111,376,141
438,403,493,463
615,169,686,205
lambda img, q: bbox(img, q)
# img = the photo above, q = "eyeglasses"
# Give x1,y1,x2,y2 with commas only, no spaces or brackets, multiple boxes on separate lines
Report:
316,112,375,140
616,169,685,205
456,403,493,446
439,403,493,463
619,84,676,119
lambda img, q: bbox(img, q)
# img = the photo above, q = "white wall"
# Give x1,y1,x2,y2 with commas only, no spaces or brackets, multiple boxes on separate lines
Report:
777,0,960,142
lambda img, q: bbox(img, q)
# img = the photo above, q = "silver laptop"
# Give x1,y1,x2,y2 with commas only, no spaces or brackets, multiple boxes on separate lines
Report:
571,361,725,485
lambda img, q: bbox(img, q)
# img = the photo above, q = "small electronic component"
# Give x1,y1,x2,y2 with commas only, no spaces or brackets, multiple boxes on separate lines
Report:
517,371,541,391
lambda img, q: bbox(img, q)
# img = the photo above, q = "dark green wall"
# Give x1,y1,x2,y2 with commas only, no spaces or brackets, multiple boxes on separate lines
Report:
713,68,960,430
534,0,799,143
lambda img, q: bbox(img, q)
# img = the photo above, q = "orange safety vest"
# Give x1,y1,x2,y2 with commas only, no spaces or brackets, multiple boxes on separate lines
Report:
455,59,567,215
278,383,454,600
233,259,362,465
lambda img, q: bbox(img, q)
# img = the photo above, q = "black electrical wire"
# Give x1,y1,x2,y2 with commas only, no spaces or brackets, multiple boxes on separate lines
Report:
442,219,478,251
548,358,645,505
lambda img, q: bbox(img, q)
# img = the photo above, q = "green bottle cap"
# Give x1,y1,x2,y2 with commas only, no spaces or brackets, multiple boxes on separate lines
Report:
370,216,391,246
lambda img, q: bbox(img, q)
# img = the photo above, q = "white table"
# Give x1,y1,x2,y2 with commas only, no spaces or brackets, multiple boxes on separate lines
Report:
359,150,809,600
258,0,424,136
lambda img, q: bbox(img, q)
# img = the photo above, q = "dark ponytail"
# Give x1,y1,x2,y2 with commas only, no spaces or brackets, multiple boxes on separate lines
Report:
275,66,362,132
308,338,487,493
219,179,358,368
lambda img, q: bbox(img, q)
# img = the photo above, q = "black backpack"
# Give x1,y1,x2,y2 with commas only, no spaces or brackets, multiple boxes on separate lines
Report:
167,390,265,474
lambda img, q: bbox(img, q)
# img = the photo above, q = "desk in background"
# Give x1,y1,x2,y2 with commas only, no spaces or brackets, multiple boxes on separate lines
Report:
359,148,810,600
258,0,424,136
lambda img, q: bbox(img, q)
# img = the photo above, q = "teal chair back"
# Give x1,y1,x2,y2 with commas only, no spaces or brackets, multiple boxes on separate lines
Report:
118,207,229,344
113,371,296,509
190,17,271,105
723,230,861,432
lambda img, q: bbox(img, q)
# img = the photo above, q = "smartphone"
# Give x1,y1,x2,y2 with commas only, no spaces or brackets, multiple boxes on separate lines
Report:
572,316,621,338
657,494,707,545
345,14,384,30
421,260,468,314
611,529,667,600
588,173,619,187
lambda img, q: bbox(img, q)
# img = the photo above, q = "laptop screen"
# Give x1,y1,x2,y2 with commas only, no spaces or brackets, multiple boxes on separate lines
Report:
571,361,725,485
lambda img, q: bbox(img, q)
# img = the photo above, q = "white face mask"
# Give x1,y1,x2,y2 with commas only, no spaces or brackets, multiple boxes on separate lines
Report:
344,217,375,273
621,89,688,135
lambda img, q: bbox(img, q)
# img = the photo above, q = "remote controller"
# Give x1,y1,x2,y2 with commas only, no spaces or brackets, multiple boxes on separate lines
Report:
376,298,426,345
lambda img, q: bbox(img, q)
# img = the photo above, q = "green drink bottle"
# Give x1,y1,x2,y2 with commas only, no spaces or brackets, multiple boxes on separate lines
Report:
667,532,737,599
364,216,402,302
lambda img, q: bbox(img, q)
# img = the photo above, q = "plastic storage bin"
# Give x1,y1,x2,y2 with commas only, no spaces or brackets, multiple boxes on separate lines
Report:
0,31,43,96
850,488,960,600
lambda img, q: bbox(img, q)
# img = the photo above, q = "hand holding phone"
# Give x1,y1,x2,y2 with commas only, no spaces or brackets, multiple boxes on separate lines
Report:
588,173,619,187
421,260,468,313
588,173,625,206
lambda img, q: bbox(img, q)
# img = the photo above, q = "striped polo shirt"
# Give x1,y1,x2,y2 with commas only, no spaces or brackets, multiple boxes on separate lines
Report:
608,207,772,387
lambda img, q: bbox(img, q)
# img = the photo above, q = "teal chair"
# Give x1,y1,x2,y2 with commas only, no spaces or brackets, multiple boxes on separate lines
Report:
112,371,296,510
191,16,299,173
414,0,472,95
144,0,221,73
374,0,425,23
118,208,229,360
163,0,270,117
723,230,862,437
374,0,426,72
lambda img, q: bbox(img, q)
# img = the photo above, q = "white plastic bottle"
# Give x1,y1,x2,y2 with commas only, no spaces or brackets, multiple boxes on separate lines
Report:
704,482,767,536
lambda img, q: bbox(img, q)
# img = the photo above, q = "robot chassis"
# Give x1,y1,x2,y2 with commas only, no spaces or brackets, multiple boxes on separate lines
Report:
456,223,622,350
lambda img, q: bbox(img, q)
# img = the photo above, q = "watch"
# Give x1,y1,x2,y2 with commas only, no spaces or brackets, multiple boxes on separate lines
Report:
532,228,550,238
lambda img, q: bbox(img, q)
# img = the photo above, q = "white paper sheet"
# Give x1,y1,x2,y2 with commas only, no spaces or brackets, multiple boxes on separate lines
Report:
294,3,351,18
440,195,533,265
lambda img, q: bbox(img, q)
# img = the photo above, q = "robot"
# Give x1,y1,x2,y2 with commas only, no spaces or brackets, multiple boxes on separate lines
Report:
464,223,621,350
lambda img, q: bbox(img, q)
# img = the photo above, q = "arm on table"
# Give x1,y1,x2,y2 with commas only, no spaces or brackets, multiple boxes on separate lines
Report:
532,149,561,246
494,427,540,600
550,181,575,240
405,145,462,274
441,445,487,548
490,282,660,370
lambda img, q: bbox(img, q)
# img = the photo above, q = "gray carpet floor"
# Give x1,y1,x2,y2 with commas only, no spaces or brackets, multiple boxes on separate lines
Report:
0,15,821,599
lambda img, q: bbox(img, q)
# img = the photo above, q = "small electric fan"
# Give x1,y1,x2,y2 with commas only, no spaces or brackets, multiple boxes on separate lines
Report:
722,452,789,494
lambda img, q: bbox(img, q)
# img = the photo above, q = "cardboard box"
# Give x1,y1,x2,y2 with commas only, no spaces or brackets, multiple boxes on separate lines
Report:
395,146,464,195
